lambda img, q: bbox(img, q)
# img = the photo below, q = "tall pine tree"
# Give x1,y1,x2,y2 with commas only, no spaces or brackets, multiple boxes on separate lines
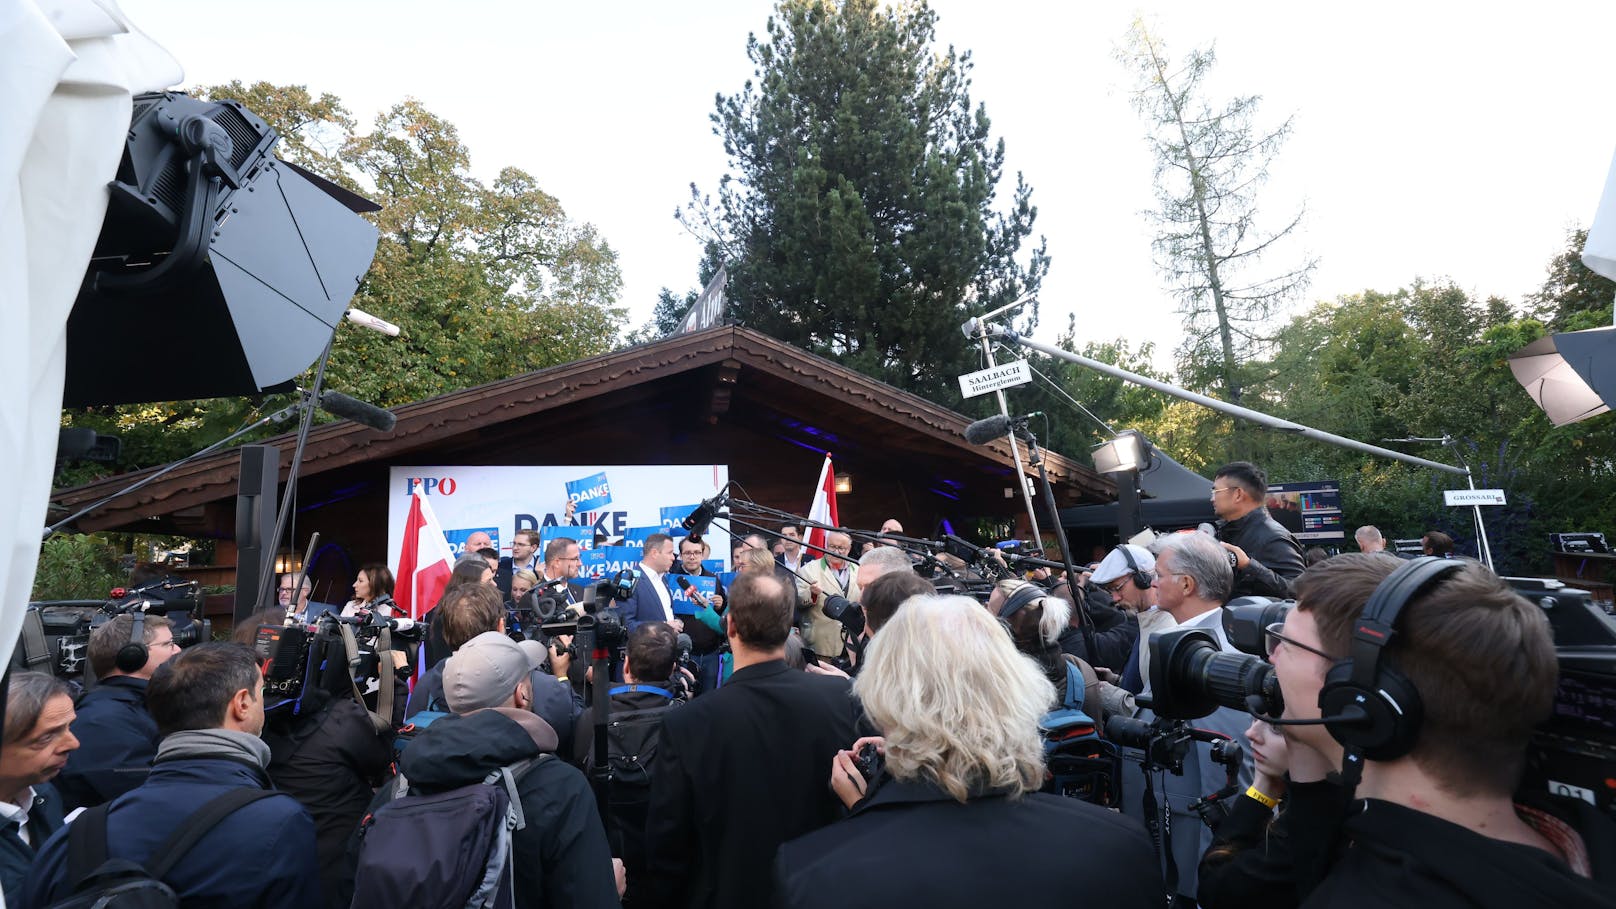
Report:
685,0,1048,404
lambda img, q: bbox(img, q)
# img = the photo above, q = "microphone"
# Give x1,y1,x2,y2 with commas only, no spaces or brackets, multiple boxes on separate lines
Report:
319,390,396,432
681,486,730,536
675,575,708,607
1246,695,1369,727
962,412,1042,445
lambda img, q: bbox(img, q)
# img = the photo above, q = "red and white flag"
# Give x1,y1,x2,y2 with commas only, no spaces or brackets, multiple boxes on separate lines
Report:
394,487,455,620
804,453,839,559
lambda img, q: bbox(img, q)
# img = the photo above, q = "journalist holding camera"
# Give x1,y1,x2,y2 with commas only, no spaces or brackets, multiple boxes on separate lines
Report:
1262,554,1616,908
775,594,1163,908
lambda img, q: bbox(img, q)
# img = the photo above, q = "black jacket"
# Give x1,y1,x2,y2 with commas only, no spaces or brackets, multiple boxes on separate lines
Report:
773,777,1163,909
1055,593,1138,674
410,656,583,758
643,660,860,909
1218,507,1307,598
55,675,158,810
265,693,393,908
1198,791,1300,909
0,783,63,906
1302,796,1616,909
670,567,727,654
382,708,620,909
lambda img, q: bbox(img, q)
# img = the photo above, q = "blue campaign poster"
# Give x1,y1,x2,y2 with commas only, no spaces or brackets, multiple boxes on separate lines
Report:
667,574,718,616
565,472,613,512
578,549,608,579
444,527,499,555
540,525,594,550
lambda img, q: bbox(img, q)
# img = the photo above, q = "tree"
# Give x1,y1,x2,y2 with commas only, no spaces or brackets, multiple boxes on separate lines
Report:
57,84,626,484
684,0,1048,405
1118,21,1315,416
1526,227,1616,332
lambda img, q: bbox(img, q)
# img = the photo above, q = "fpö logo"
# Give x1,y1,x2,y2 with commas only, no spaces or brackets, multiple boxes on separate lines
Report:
404,476,458,496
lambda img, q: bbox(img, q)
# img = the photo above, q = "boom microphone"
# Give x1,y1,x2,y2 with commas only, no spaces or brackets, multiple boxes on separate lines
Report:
682,486,730,536
962,412,1042,445
319,390,396,432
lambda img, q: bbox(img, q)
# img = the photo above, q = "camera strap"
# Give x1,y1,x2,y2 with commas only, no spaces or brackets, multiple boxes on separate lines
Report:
339,623,395,736
1141,766,1179,897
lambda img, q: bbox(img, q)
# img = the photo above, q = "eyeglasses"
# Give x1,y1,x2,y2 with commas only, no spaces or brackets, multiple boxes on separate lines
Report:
1103,578,1129,595
1264,622,1334,660
150,638,180,650
1210,486,1237,499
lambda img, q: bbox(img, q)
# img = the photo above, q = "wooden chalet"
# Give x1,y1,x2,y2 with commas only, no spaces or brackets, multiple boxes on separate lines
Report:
50,326,1114,605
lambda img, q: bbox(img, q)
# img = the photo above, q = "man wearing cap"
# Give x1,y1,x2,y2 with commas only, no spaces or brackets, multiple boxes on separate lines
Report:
377,632,622,907
1089,544,1177,696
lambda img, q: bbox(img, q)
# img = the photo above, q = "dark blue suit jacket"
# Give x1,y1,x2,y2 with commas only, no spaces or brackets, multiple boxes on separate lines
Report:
622,570,671,630
56,676,158,810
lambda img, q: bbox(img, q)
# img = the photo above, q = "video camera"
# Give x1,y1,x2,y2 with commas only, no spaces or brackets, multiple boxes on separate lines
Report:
1141,583,1616,819
15,576,212,682
256,610,421,713
539,569,636,653
507,577,575,641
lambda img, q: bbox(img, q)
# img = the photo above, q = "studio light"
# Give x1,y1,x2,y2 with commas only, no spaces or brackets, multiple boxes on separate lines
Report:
1092,430,1150,475
1508,326,1616,427
834,473,853,495
63,91,381,407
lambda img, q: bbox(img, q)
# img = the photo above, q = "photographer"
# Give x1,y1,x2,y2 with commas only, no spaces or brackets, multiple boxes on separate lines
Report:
776,595,1162,908
1269,554,1616,906
408,583,581,757
55,613,180,809
1123,532,1254,906
573,621,683,902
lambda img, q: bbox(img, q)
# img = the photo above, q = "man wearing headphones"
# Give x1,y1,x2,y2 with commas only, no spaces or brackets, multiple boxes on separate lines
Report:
1091,544,1177,696
1269,554,1616,906
54,613,182,810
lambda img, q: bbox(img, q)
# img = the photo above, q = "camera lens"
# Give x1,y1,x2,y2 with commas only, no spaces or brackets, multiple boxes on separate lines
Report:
1103,714,1156,750
1148,628,1283,719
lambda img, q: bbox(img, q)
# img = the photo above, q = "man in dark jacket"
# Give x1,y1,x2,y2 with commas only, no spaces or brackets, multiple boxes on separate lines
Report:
0,672,77,906
1271,555,1616,908
643,572,860,909
55,613,181,809
24,643,319,907
368,631,620,908
672,536,727,693
1212,461,1307,598
408,582,580,755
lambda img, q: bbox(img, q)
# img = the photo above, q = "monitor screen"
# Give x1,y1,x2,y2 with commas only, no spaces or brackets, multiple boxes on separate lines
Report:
1265,480,1345,542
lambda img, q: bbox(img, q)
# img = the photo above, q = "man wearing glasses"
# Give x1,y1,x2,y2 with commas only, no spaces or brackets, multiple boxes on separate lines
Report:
1210,461,1306,599
54,615,183,809
540,537,584,609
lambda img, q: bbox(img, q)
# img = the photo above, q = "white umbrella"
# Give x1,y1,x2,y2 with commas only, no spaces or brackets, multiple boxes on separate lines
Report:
0,0,179,672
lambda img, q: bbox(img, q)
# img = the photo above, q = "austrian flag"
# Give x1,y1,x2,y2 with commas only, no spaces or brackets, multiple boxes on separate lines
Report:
393,488,455,620
804,453,839,559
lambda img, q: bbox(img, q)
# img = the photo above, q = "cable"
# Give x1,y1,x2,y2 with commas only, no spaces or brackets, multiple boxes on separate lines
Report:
994,341,1116,438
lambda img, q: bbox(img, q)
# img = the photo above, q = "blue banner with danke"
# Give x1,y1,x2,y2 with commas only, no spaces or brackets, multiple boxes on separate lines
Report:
566,472,613,512
667,574,717,616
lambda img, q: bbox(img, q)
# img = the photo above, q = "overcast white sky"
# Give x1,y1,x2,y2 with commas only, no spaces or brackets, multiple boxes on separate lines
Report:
118,0,1616,370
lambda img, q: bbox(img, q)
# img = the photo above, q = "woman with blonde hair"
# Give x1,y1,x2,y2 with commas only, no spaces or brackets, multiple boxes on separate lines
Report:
774,594,1163,908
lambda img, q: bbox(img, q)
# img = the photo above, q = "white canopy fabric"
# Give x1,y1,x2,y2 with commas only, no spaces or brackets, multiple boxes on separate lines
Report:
1585,146,1616,283
0,0,179,679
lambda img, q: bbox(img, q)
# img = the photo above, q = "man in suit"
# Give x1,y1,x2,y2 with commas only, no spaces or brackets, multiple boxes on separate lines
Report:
642,571,860,909
794,531,860,660
623,533,680,632
495,529,543,597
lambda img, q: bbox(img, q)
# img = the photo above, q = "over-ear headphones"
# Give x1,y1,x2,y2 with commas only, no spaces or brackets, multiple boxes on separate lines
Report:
115,611,149,674
1317,555,1462,761
997,581,1047,640
1118,546,1155,590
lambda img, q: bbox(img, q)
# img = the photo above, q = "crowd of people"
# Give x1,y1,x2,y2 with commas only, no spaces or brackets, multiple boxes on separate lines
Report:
1,459,1612,908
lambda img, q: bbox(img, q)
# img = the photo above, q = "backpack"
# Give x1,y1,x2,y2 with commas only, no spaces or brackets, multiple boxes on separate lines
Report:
49,788,281,908
1040,659,1122,807
585,685,678,873
350,755,549,909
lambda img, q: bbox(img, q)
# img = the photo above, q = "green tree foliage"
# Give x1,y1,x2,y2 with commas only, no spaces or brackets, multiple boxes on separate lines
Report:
1118,21,1315,422
58,83,625,485
32,534,126,601
686,0,1049,406
1526,227,1616,331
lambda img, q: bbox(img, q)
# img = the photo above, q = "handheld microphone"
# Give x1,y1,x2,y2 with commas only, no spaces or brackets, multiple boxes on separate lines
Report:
962,412,1042,445
675,575,709,607
319,390,397,432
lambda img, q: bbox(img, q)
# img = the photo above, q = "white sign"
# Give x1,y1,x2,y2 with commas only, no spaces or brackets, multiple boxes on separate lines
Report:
387,465,731,569
958,360,1031,398
1444,489,1507,506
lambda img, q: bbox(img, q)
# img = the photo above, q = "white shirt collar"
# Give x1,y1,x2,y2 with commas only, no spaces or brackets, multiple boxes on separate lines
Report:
0,787,36,843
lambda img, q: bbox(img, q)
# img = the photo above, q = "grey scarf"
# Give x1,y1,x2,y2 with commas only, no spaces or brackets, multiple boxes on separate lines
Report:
155,728,272,771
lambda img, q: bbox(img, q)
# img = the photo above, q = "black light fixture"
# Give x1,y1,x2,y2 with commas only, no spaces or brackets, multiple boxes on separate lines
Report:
1091,430,1151,474
1508,326,1616,427
62,91,380,407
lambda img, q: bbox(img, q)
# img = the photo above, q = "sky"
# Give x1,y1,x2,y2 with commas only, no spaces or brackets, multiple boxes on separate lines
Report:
116,0,1616,371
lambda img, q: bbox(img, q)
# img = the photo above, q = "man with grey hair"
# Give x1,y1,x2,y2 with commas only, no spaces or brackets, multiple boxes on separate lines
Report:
853,545,912,587
0,672,76,904
795,531,860,661
1129,531,1254,905
1355,524,1385,553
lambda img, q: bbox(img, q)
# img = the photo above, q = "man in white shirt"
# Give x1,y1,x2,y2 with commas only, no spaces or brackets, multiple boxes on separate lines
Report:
627,533,681,633
776,525,807,574
0,672,78,904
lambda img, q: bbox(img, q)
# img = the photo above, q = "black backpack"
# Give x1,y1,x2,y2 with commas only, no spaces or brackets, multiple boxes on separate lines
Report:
49,788,281,908
350,756,549,909
592,685,679,809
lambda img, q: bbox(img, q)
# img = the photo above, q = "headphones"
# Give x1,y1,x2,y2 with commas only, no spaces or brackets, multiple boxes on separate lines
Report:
996,581,1047,640
1317,555,1463,761
115,611,149,674
1117,546,1155,590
